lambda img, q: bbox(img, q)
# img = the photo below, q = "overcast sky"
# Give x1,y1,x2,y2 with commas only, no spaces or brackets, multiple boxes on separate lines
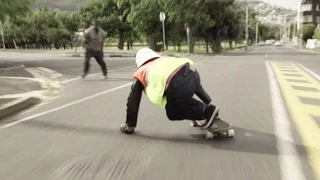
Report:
262,0,300,9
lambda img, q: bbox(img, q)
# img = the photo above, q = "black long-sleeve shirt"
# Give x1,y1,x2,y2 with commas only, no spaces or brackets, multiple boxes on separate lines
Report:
126,78,144,127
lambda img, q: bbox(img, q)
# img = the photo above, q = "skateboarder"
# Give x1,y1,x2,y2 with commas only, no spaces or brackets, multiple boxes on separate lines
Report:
120,48,220,134
82,18,108,79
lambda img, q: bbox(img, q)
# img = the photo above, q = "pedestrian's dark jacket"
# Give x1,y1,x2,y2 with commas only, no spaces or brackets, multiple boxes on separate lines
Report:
83,26,105,52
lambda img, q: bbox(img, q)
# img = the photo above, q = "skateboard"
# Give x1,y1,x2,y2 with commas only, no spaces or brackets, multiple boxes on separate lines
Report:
191,118,235,139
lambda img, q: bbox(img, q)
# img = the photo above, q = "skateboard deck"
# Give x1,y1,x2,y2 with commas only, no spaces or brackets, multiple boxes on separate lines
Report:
208,119,231,132
191,118,235,139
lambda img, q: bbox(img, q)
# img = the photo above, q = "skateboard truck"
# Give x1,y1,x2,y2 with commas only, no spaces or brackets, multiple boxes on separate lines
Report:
191,119,235,139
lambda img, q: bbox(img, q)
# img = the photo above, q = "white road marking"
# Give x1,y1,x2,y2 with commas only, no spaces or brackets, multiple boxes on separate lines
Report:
25,67,63,80
62,66,135,84
297,63,320,82
265,61,306,180
0,83,131,129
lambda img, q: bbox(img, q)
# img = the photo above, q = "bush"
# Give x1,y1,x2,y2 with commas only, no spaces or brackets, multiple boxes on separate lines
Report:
313,28,320,40
298,24,317,41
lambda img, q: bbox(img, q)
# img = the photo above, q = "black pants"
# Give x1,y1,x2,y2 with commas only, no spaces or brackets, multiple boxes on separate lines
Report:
165,63,212,121
84,49,107,76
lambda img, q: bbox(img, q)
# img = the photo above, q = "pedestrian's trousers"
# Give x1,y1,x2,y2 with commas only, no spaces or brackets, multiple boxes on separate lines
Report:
84,49,107,76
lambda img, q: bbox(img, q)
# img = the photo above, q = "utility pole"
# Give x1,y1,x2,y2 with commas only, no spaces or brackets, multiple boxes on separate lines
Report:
0,20,5,50
255,22,259,44
293,20,296,42
298,0,304,49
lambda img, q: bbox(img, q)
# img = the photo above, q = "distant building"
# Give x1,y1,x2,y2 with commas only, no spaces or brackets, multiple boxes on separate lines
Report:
301,0,320,25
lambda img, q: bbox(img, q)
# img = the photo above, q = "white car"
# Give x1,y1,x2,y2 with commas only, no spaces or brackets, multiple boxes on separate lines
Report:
265,40,273,45
274,41,282,46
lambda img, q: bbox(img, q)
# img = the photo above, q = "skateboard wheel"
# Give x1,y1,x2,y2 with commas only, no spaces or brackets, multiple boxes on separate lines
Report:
227,129,235,138
191,121,200,127
205,131,214,139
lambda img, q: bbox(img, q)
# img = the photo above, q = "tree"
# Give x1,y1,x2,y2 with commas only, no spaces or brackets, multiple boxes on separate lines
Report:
163,0,214,53
313,27,320,40
2,7,75,49
199,0,243,53
0,0,35,21
127,0,165,51
78,0,133,50
298,23,317,41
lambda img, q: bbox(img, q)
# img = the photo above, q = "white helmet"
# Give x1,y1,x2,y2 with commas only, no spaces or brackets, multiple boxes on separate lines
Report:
135,48,161,68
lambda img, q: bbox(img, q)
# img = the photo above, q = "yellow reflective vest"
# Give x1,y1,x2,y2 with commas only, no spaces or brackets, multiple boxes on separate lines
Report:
133,56,195,108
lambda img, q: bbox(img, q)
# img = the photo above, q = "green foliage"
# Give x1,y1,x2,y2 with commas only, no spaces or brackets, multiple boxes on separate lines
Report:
312,28,320,40
1,0,278,52
0,0,35,20
260,25,279,40
298,24,317,41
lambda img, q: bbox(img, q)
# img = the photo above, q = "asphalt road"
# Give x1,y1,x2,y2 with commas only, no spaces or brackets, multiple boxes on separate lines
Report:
0,45,320,180
0,56,135,82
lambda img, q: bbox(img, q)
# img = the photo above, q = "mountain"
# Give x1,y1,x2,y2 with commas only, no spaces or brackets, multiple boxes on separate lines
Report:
246,0,297,25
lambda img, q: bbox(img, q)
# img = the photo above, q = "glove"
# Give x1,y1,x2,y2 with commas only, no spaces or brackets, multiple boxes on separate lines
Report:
120,124,135,134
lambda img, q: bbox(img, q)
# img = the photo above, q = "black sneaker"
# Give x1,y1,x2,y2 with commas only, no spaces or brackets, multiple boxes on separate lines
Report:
201,104,219,129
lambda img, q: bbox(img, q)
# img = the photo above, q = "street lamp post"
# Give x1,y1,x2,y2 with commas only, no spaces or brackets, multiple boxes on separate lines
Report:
159,11,166,51
186,27,190,54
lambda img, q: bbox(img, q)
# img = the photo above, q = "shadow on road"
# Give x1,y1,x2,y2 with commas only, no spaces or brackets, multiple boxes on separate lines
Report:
190,127,308,156
20,120,311,156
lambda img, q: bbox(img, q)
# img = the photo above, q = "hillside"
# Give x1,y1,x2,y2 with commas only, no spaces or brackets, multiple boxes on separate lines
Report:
245,0,296,25
34,0,87,11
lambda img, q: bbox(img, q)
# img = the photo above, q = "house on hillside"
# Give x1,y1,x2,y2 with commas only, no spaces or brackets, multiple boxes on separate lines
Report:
301,0,320,25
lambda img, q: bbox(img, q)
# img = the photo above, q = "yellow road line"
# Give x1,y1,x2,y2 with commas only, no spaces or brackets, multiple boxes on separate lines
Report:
290,82,316,88
305,104,320,117
294,91,320,99
271,61,320,180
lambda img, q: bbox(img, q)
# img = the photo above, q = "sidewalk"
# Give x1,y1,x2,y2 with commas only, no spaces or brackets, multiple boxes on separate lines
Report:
285,44,320,54
0,48,137,59
0,77,42,119
299,47,320,54
0,45,251,59
0,65,64,119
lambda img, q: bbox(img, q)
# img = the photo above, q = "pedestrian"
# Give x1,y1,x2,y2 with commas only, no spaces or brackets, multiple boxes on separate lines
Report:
82,18,107,79
120,48,220,134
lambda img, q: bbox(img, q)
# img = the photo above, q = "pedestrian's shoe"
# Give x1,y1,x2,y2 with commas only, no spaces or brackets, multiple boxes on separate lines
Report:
103,75,107,79
201,104,219,129
81,74,86,79
120,124,135,134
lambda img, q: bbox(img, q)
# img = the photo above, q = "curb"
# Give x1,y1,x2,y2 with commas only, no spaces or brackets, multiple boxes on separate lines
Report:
0,65,25,72
0,97,41,120
297,49,320,54
0,77,64,120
